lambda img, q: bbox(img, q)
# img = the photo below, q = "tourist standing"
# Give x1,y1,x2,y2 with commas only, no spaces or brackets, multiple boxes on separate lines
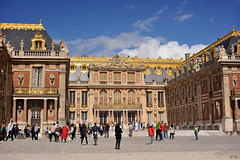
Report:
160,121,165,140
31,125,35,140
194,124,199,140
81,124,88,144
165,123,168,139
99,123,104,139
115,124,122,149
155,121,161,141
6,120,14,141
35,124,40,140
61,126,68,143
169,125,175,140
135,121,138,132
49,123,55,142
105,123,110,138
128,123,133,137
70,124,74,140
148,123,154,145
91,123,99,145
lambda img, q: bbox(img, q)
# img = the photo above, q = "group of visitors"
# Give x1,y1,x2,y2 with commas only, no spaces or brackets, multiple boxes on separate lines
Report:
148,121,175,144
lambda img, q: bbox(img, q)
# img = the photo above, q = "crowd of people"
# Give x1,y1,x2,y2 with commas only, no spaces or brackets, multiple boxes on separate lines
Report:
1,119,200,148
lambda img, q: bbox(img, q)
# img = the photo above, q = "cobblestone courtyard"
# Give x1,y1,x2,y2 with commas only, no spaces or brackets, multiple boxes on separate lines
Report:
0,132,239,160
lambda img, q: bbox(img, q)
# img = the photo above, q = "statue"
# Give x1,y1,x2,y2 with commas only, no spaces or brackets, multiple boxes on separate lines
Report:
231,45,235,55
49,73,55,85
215,101,220,117
0,31,3,47
237,40,240,55
5,41,15,56
192,57,202,73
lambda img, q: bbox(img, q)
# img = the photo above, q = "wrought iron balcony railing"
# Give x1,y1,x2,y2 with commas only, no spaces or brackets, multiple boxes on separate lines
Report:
14,88,58,95
93,104,142,109
231,89,240,96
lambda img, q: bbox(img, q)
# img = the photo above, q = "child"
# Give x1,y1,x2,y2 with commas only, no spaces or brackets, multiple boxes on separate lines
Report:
148,123,154,144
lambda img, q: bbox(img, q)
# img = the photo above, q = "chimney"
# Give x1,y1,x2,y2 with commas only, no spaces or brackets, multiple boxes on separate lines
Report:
185,53,190,60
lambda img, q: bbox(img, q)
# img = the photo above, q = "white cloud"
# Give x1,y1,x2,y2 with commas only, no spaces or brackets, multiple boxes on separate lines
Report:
118,39,206,59
173,1,193,22
67,31,206,59
133,6,168,31
133,16,159,31
175,14,193,22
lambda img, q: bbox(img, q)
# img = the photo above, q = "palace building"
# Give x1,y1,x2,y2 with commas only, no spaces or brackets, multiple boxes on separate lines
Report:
166,27,240,135
0,21,240,135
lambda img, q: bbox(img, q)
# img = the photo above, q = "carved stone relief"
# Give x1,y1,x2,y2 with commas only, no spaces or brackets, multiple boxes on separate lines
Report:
49,73,55,85
18,73,24,85
233,75,238,87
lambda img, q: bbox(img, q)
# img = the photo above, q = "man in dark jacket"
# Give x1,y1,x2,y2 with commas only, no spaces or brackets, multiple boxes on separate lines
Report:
91,123,99,145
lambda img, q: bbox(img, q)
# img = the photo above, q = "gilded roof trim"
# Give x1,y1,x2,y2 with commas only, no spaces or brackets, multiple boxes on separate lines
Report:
0,23,45,31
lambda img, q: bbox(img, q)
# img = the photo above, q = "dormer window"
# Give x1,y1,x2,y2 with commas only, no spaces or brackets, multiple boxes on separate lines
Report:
30,32,46,51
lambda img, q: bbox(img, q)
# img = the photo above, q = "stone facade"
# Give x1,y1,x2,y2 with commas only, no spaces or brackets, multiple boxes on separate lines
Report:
1,21,240,135
0,31,12,123
166,28,240,134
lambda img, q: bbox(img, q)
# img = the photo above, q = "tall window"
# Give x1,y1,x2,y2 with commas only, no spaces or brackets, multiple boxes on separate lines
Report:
114,89,121,105
70,91,75,104
114,72,121,84
127,72,135,84
82,91,87,106
158,91,164,107
32,67,43,88
99,90,107,105
128,90,135,105
35,41,42,51
100,72,107,84
146,91,152,107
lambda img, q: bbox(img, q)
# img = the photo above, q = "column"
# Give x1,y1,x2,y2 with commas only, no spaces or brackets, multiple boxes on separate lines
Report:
43,99,47,123
54,99,58,122
139,110,142,124
126,110,128,125
12,99,17,122
112,110,114,122
97,110,99,124
137,110,139,123
122,110,125,125
235,99,239,121
24,99,28,123
108,110,110,123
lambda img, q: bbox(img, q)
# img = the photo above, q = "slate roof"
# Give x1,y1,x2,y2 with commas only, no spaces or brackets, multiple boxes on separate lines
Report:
0,29,60,51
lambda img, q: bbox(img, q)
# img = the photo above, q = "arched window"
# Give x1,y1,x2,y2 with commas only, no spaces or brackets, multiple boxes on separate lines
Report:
30,32,46,51
128,90,135,105
99,90,107,105
114,89,121,105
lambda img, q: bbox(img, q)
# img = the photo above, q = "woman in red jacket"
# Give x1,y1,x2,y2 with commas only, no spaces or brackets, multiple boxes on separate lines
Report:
148,123,154,145
61,126,68,143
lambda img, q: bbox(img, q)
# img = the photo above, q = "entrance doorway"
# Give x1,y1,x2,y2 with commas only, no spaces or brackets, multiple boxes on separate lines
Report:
100,112,107,124
114,112,121,124
69,111,75,124
81,112,88,124
128,112,135,123
31,101,42,127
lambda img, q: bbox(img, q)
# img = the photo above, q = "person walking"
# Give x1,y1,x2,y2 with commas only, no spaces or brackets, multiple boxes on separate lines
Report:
49,123,56,142
6,120,14,141
35,124,40,140
91,123,99,145
169,125,175,140
128,123,133,137
81,124,88,145
155,121,161,141
194,124,199,140
115,124,122,149
148,123,154,145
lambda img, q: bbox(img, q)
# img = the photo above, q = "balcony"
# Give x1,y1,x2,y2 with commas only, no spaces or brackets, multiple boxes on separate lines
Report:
70,104,75,108
231,89,240,96
93,104,142,109
158,104,164,107
14,88,58,95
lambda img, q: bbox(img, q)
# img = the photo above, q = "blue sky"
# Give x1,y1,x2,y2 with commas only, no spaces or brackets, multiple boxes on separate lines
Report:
1,0,240,59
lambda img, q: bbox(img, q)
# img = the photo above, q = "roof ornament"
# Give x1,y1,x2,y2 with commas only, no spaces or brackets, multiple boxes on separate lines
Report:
20,39,24,51
40,19,42,25
51,40,55,51
233,25,235,31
